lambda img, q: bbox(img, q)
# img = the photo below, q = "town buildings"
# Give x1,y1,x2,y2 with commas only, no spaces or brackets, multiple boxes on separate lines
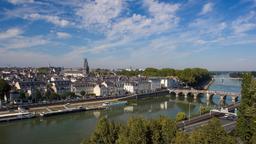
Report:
0,59,181,103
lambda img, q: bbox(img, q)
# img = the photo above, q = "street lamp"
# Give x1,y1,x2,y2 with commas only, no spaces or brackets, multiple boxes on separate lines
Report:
189,102,191,121
199,104,201,116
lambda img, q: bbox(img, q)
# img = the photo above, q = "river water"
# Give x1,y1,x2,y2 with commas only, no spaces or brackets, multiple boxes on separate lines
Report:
0,74,241,144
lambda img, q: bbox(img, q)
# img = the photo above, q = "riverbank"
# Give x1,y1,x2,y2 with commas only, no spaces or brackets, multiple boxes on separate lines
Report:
29,90,168,113
0,90,169,122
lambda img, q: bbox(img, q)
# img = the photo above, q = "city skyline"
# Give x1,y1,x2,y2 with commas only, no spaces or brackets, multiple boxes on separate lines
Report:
0,0,256,71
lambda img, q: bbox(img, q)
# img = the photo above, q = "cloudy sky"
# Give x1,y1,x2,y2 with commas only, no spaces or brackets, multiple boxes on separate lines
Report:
0,0,255,70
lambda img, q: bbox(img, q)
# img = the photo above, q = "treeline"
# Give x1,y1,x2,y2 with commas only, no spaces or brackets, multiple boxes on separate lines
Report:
0,79,11,101
117,68,212,88
236,73,256,143
229,71,256,78
36,67,51,74
83,117,235,144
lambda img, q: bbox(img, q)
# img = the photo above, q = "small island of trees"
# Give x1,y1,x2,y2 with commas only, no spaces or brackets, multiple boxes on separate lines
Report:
117,68,212,89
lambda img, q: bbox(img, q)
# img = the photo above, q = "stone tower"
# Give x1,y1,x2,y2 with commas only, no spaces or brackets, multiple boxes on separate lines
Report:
83,58,89,75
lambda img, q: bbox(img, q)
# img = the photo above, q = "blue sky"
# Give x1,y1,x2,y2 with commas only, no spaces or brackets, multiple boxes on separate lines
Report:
0,0,255,70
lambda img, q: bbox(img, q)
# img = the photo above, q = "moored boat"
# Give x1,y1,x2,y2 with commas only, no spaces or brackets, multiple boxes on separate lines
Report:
40,106,86,117
102,101,128,107
0,111,35,122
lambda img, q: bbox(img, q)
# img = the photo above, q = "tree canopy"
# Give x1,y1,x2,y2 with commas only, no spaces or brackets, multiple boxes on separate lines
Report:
236,73,256,143
83,117,236,144
0,79,11,101
117,68,211,88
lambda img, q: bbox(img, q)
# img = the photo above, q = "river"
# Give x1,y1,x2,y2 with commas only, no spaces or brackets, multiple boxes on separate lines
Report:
0,74,241,144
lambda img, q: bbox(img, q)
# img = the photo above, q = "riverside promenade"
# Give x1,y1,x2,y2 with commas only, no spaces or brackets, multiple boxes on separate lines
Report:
0,90,169,117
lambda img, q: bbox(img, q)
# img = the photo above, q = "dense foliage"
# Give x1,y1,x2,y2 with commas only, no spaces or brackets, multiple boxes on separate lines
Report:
117,68,211,88
37,67,50,74
236,73,256,143
229,71,256,78
175,112,187,122
0,79,11,101
178,68,211,88
84,117,236,144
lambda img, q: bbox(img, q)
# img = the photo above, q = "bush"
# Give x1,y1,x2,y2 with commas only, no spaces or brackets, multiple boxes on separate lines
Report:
176,112,187,122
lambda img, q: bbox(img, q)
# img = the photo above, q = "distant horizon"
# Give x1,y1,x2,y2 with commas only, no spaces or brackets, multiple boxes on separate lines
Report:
0,65,255,72
0,0,255,71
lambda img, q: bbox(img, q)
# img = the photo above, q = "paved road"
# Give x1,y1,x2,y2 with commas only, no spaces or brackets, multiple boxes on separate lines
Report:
223,121,236,133
182,118,236,133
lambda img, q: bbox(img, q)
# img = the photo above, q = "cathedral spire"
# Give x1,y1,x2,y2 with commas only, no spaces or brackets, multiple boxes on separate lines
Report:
83,58,89,75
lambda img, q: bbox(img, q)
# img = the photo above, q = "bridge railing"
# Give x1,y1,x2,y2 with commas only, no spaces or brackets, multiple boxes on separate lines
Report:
169,89,240,96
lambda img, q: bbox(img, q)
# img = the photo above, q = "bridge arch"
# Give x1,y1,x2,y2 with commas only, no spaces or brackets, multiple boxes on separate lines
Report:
169,91,177,96
168,89,241,103
169,91,177,100
187,92,195,102
196,93,205,103
177,92,186,101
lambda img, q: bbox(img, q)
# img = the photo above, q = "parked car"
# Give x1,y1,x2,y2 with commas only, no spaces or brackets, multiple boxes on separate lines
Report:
224,114,237,121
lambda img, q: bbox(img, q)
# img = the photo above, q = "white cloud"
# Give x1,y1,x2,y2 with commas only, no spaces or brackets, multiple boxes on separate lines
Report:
76,0,123,29
145,0,180,17
108,0,180,39
56,32,71,39
0,28,48,50
0,28,22,39
8,0,34,4
0,36,48,50
24,13,71,27
188,18,227,39
199,2,213,15
232,11,256,33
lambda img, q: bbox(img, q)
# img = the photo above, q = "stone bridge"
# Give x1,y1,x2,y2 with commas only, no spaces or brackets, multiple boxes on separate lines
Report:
168,89,241,103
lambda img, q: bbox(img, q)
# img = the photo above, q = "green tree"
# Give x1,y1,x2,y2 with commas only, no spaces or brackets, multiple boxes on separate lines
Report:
37,67,49,74
158,116,177,143
148,119,162,144
80,90,86,97
0,79,11,101
49,93,60,100
45,90,51,100
200,106,211,114
34,89,42,102
190,118,236,144
69,92,76,98
117,117,149,144
143,68,159,76
237,73,256,143
19,90,26,101
85,117,120,144
176,112,187,122
174,132,190,144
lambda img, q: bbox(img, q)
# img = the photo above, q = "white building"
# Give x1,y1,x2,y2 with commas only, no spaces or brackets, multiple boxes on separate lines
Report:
64,71,84,78
124,82,137,94
124,81,151,94
93,84,109,97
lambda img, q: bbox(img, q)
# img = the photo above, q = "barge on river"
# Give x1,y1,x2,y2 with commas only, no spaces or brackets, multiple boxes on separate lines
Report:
0,111,35,122
39,105,86,117
102,101,128,107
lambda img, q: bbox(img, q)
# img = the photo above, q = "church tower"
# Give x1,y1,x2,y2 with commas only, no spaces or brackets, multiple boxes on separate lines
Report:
83,58,89,75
